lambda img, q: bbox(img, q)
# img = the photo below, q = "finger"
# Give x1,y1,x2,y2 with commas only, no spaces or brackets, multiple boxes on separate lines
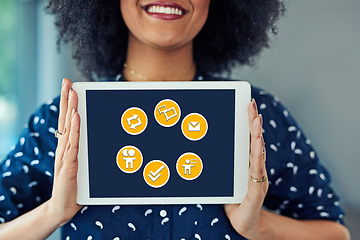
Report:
249,114,264,179
58,78,73,134
248,99,259,156
249,112,263,167
55,78,72,174
63,109,80,167
248,99,259,132
249,115,268,195
56,88,78,162
64,88,78,136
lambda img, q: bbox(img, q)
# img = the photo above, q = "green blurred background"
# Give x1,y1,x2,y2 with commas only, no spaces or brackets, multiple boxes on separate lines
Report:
0,0,17,159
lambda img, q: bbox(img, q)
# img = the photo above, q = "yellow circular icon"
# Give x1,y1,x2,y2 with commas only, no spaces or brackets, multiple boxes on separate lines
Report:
176,152,203,181
181,113,208,141
121,107,148,135
116,145,143,174
143,160,170,188
154,99,181,127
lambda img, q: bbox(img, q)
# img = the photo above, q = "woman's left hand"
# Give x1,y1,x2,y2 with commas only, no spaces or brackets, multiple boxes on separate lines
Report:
224,99,269,239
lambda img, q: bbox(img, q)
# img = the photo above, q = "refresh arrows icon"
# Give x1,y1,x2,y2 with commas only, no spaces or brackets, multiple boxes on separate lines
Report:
127,114,142,129
121,107,148,135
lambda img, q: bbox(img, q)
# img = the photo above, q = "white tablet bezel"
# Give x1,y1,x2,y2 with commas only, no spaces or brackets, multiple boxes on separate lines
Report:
73,81,250,205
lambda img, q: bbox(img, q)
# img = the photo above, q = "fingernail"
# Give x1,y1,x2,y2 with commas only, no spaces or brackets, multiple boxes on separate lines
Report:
252,99,257,111
62,78,65,87
72,108,76,119
258,114,263,126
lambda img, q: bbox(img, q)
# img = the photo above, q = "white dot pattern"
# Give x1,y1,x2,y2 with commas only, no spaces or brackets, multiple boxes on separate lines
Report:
0,75,345,239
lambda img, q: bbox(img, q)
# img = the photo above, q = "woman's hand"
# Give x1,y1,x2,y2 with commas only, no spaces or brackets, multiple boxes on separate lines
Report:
224,99,269,239
0,78,82,239
224,100,351,240
49,78,82,226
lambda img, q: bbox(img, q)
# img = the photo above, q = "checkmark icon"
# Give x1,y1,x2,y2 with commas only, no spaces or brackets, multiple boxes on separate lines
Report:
144,160,170,188
148,165,165,182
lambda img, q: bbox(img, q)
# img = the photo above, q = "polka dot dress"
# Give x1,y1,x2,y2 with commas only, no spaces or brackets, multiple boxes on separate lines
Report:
0,73,345,239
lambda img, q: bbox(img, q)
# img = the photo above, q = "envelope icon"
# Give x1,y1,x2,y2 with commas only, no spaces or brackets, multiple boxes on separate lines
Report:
188,122,200,131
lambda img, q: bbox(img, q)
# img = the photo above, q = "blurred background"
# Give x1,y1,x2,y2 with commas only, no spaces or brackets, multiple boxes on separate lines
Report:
0,0,359,239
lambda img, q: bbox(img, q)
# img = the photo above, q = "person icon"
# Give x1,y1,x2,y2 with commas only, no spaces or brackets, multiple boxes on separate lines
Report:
182,159,195,175
116,145,143,174
176,153,203,181
122,148,136,169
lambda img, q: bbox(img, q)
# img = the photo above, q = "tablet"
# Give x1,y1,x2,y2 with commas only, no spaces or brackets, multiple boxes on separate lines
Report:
73,81,250,205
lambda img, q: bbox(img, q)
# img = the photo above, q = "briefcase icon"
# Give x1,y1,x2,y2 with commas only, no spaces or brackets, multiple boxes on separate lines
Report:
188,122,200,131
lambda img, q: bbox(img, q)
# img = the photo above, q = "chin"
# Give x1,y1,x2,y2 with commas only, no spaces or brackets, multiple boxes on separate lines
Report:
145,31,189,49
152,39,182,49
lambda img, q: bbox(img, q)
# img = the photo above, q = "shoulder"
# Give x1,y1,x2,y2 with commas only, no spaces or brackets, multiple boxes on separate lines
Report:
34,96,60,124
200,73,298,138
251,86,300,143
21,96,61,134
2,96,61,170
24,96,61,146
0,96,61,222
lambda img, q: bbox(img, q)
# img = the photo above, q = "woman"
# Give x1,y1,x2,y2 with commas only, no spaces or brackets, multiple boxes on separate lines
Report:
0,0,350,239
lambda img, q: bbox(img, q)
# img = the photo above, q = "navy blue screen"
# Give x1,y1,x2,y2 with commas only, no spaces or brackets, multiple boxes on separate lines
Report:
86,89,235,198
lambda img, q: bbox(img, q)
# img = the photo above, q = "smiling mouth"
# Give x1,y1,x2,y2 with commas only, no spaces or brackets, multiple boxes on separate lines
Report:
146,5,185,15
142,2,188,19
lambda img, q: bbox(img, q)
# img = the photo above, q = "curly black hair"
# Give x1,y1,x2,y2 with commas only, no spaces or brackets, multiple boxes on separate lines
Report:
45,0,285,80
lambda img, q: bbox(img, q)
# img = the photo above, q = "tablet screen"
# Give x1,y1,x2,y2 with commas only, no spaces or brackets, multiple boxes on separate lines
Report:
86,89,235,198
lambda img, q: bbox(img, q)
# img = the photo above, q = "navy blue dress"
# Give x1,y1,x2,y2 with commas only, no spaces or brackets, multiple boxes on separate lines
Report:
0,74,345,239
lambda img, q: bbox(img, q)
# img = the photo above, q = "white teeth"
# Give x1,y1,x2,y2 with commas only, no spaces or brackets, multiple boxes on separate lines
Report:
146,5,184,15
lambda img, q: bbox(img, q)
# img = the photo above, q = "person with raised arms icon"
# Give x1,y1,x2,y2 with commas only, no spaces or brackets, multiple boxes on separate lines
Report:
182,159,195,175
0,0,350,239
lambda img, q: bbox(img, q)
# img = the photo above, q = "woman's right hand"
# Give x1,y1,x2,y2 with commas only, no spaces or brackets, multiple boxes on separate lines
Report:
49,78,82,226
0,78,82,239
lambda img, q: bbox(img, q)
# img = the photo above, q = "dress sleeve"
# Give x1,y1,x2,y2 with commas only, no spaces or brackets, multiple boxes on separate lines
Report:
0,97,60,223
252,88,345,224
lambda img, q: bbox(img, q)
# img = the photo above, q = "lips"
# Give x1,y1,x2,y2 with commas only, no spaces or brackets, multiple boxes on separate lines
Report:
142,1,188,20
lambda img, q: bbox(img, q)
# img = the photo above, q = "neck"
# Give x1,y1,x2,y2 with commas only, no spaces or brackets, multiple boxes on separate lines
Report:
123,33,196,81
